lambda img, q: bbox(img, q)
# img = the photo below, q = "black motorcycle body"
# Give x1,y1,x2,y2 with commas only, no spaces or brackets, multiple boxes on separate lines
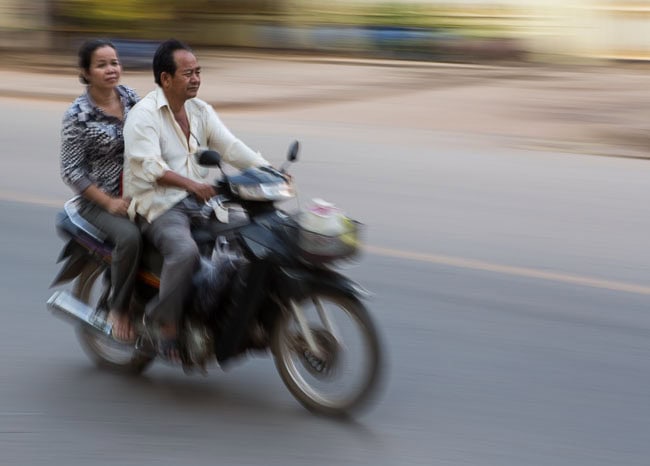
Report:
47,143,382,416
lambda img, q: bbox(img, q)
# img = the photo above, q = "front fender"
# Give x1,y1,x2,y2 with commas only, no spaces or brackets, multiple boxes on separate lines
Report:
277,266,371,301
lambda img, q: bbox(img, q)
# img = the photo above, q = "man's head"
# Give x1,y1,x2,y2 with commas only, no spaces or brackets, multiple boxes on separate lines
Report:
153,39,201,103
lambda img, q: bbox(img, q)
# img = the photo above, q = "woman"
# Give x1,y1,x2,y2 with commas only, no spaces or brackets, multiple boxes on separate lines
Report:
60,39,141,342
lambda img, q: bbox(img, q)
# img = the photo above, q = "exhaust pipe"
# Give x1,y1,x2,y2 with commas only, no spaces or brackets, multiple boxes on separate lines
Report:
47,290,112,336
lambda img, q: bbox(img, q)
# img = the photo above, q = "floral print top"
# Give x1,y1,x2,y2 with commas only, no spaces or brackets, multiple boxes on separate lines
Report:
60,84,139,198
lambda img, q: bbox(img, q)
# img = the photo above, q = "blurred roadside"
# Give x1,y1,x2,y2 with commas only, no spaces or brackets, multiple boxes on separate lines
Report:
1,0,648,159
1,48,647,160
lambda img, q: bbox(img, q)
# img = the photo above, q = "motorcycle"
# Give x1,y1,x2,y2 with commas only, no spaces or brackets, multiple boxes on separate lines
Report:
47,141,383,416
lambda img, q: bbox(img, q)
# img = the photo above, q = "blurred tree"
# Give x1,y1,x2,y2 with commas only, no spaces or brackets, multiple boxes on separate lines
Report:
51,0,176,37
50,0,288,40
177,0,282,16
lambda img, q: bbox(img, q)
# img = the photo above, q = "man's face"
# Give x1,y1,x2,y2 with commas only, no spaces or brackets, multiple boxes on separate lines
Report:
163,49,201,102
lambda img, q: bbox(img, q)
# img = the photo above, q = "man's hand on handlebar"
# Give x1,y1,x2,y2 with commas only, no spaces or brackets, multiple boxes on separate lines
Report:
188,181,217,203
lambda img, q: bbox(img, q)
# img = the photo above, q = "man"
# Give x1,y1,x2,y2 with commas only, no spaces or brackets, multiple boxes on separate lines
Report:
123,39,269,361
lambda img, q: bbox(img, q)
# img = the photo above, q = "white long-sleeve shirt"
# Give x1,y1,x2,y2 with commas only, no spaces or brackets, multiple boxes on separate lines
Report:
123,86,268,222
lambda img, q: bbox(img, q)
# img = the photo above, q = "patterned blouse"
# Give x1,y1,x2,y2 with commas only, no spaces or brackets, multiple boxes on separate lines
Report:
60,85,139,198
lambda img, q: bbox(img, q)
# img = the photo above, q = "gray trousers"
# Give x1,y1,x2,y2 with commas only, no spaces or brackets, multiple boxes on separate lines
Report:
139,197,205,325
79,202,142,314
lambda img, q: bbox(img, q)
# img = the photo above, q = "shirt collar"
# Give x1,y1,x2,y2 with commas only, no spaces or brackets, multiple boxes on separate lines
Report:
154,86,171,110
115,85,131,106
79,91,96,115
81,85,131,116
154,86,197,112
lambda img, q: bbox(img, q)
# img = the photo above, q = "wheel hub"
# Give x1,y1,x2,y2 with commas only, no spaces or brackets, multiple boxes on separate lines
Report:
296,329,340,379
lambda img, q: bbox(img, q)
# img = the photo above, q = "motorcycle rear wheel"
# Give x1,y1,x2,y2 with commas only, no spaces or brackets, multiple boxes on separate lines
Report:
74,263,154,374
272,290,382,417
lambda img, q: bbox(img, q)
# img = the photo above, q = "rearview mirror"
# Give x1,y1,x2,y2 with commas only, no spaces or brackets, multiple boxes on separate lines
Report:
197,149,222,167
287,140,300,163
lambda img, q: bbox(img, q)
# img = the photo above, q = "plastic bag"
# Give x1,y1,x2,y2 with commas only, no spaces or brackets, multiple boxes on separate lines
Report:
191,255,238,318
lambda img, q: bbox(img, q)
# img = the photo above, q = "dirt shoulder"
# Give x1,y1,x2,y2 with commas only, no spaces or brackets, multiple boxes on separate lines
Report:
1,50,648,159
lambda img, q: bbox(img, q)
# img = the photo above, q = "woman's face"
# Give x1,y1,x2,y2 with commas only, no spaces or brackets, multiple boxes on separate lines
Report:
84,45,121,90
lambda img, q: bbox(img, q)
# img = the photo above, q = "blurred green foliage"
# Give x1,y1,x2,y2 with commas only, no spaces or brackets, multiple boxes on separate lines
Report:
52,0,173,37
51,0,514,38
55,0,174,21
51,0,288,40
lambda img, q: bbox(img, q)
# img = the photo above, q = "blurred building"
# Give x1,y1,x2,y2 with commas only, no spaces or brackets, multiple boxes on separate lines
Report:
0,0,51,49
514,0,650,61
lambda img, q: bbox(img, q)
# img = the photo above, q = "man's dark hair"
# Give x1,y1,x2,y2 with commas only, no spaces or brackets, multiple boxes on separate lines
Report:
153,39,193,86
78,39,116,85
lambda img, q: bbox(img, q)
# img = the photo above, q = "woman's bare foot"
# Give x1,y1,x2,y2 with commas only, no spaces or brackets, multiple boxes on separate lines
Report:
108,311,136,343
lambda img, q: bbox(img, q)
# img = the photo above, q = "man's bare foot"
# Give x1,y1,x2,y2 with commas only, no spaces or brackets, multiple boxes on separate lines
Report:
108,311,136,343
158,323,181,363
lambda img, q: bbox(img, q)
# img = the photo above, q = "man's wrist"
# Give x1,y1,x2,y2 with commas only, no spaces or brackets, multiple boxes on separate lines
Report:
186,179,199,193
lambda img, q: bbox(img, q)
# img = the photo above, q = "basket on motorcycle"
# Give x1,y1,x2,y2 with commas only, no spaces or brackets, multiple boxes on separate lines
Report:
297,217,362,264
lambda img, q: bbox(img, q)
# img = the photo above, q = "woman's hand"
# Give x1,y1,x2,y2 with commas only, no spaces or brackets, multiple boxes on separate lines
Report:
81,185,130,217
105,197,130,216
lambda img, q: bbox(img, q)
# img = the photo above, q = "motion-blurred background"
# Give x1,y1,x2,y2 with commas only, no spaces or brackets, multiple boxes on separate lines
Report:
1,0,649,64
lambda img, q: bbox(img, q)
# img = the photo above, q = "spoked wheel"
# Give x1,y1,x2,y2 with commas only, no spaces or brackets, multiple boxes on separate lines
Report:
74,263,154,374
272,290,382,417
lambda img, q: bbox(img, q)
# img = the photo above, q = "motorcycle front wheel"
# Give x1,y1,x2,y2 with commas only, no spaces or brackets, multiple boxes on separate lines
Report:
272,290,383,417
74,263,154,374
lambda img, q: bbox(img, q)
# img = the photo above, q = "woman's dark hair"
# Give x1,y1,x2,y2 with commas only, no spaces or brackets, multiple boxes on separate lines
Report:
78,39,116,85
153,39,193,86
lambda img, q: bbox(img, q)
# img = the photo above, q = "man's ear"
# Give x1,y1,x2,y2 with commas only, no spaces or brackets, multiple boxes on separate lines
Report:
161,71,172,88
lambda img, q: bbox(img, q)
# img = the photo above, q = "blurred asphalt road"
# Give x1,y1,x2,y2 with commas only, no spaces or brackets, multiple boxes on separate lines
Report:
0,50,648,159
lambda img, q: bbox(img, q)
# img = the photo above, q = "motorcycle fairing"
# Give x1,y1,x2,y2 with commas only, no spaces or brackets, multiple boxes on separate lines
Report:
51,210,112,287
237,211,298,263
50,239,100,287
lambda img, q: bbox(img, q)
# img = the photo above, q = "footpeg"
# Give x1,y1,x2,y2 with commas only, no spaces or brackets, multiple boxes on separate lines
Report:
46,290,112,335
134,335,156,356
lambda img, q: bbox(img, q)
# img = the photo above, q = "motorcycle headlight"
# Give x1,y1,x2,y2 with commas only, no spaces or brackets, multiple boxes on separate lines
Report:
231,181,295,201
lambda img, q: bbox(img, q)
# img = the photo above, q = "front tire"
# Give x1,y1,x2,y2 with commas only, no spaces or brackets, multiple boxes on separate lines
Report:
74,263,154,374
272,290,382,417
